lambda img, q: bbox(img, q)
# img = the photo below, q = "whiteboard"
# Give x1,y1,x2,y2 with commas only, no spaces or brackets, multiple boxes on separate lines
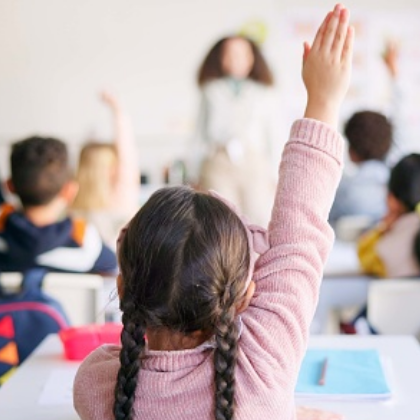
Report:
276,8,420,152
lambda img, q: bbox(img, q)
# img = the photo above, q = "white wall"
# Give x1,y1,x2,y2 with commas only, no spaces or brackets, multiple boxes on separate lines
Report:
0,0,420,183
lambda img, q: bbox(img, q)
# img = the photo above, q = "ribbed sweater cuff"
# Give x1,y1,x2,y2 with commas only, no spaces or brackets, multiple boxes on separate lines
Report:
290,118,344,165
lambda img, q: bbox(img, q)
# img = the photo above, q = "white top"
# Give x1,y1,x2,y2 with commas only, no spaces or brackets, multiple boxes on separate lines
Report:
329,160,389,224
377,212,420,278
189,78,281,180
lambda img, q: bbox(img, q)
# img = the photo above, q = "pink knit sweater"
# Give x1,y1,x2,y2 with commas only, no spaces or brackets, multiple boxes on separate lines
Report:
73,118,343,420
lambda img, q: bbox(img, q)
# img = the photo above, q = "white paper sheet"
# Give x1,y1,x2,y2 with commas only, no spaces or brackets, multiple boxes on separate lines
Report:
38,367,79,406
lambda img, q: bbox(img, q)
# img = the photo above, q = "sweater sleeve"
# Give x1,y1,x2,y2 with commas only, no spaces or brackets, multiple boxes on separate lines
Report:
240,118,343,382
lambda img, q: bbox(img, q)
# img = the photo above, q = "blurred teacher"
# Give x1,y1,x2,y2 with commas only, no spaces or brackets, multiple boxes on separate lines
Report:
191,35,278,226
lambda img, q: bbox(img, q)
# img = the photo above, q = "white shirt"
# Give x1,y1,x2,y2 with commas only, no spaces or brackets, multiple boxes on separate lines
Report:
189,78,281,181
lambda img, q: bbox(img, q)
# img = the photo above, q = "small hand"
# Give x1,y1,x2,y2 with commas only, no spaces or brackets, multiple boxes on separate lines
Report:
302,4,354,127
382,40,399,79
100,90,122,112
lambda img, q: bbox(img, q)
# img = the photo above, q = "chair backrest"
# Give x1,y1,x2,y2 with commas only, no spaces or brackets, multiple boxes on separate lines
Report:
0,272,106,326
367,279,420,338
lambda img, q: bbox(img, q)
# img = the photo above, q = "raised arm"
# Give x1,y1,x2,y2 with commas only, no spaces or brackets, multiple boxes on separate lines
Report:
382,40,399,80
101,91,140,214
381,41,408,165
241,3,354,379
187,90,209,186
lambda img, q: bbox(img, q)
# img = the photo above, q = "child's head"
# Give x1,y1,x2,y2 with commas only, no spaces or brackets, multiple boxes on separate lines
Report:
388,154,420,213
114,186,252,420
197,35,273,86
344,111,392,163
9,136,73,208
72,142,118,211
388,154,420,266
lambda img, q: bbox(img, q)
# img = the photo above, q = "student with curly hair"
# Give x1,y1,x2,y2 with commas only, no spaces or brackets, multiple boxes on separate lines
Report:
73,5,354,419
329,110,393,225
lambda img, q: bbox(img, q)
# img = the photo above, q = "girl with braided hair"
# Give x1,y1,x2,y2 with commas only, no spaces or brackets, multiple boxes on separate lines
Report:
73,4,354,420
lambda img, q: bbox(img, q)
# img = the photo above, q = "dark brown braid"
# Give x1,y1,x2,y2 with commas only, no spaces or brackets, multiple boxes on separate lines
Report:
214,305,239,420
113,299,146,420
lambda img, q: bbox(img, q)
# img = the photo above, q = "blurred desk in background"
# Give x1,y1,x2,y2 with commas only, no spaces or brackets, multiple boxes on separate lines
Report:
324,239,361,277
101,276,121,322
312,240,373,334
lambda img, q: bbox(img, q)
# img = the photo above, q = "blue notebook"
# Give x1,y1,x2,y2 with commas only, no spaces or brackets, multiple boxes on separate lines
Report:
295,349,391,400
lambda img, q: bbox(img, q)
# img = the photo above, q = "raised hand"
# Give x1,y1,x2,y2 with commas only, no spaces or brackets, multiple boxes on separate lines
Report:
382,40,399,79
302,4,354,128
100,90,122,113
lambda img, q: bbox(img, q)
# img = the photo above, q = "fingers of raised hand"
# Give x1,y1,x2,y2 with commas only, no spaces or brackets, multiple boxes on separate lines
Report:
320,4,343,52
341,26,355,65
100,90,119,107
312,4,353,66
100,90,112,102
303,42,311,62
383,40,399,65
312,11,333,51
331,8,350,58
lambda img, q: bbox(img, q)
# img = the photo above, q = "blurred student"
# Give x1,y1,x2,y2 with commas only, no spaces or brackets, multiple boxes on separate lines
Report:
329,110,392,225
73,5,353,420
71,91,140,248
358,154,420,278
0,136,117,274
329,41,408,227
191,34,278,226
339,153,420,334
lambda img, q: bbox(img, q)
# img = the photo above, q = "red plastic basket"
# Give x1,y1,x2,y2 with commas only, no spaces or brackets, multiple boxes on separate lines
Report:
59,323,122,360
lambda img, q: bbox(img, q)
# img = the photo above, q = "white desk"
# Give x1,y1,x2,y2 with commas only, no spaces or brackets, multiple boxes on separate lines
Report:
1,335,420,420
0,335,79,420
312,276,373,334
297,335,420,420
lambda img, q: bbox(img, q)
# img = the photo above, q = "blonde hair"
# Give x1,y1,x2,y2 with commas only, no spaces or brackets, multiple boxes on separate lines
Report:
72,142,118,211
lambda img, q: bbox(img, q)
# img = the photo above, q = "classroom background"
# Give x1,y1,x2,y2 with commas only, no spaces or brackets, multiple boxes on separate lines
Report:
2,2,420,419
0,0,420,184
